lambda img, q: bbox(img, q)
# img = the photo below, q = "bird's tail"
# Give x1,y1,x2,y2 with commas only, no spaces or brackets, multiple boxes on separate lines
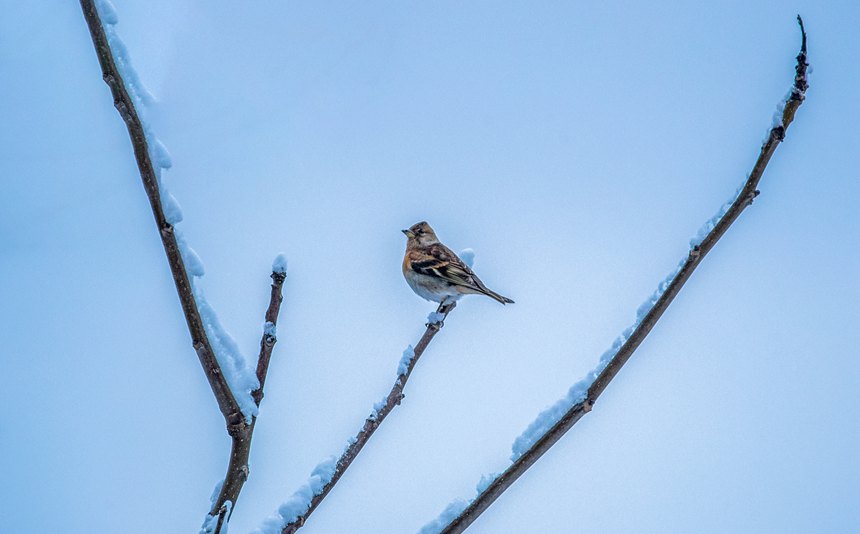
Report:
470,275,514,304
482,287,515,305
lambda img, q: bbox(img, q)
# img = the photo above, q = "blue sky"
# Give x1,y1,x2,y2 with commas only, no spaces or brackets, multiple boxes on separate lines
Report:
1,1,858,533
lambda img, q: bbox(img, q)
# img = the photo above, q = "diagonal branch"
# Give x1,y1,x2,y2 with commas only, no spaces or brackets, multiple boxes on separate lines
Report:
79,0,242,430
437,16,809,534
280,301,457,534
79,3,287,533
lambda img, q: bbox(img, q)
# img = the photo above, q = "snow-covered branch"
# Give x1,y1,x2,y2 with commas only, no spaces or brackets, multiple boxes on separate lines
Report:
79,0,248,428
255,301,457,534
79,2,287,533
429,16,810,534
205,261,288,533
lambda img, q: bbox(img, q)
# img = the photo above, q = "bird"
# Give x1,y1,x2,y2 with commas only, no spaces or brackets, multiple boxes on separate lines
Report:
402,221,514,305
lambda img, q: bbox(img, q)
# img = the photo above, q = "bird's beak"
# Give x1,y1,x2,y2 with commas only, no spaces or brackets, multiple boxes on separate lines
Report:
402,229,415,238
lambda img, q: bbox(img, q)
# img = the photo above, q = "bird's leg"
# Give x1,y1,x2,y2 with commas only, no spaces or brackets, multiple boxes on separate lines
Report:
425,300,452,328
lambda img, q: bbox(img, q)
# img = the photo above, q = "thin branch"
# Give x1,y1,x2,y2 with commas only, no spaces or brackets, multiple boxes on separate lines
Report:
210,269,288,531
282,301,457,534
254,269,289,406
79,3,287,533
79,0,242,430
439,17,809,534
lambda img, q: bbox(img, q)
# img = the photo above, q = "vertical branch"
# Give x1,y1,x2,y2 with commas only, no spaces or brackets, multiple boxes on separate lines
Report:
438,16,809,534
209,268,288,532
254,267,288,405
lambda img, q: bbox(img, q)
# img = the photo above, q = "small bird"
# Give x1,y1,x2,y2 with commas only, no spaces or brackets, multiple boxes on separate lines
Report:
402,221,514,305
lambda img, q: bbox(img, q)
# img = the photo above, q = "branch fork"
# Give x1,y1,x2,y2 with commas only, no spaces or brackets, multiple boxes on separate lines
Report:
79,2,288,533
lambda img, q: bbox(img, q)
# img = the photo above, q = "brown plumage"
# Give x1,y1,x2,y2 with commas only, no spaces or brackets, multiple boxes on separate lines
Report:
401,221,514,305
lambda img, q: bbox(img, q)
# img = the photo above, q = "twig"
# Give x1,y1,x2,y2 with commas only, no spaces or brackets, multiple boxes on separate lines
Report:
210,269,287,531
254,270,288,406
438,16,809,534
78,2,287,532
282,301,457,533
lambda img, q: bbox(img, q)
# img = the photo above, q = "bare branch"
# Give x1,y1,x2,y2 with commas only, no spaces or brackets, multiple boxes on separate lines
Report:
255,266,289,406
208,269,288,531
79,3,288,532
281,301,457,533
438,17,809,534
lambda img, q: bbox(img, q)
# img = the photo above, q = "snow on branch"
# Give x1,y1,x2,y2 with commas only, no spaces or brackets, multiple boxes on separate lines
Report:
428,16,810,534
80,0,253,426
202,259,288,533
254,301,457,534
79,3,288,534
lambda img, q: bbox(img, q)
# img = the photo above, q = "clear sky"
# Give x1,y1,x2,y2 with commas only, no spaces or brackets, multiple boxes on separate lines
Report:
1,1,858,533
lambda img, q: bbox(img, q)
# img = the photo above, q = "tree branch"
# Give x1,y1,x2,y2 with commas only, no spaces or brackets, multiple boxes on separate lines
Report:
209,268,287,532
79,3,287,533
438,16,809,534
281,301,457,533
79,0,243,430
254,267,289,406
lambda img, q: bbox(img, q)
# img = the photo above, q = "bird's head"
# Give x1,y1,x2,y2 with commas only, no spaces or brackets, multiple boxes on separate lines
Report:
402,221,439,246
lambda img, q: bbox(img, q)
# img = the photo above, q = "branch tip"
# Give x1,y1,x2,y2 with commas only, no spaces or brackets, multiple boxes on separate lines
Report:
790,15,809,103
432,18,811,532
796,15,806,54
272,253,288,277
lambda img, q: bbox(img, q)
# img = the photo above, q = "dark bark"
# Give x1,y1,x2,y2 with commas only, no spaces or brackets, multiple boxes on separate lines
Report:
79,3,287,532
439,16,809,534
79,0,243,430
283,301,456,533
209,270,287,530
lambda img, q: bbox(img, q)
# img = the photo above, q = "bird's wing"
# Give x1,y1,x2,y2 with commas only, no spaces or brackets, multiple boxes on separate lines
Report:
409,244,479,289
